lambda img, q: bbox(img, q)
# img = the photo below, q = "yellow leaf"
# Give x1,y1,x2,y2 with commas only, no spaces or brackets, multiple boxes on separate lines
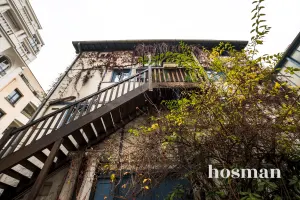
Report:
274,82,280,89
151,123,159,129
143,178,151,183
110,174,115,182
144,186,149,190
122,184,127,188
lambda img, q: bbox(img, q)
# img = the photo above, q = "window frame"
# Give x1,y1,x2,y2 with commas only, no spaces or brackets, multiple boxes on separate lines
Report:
6,88,23,106
111,69,131,83
0,109,6,120
93,175,193,200
21,102,37,119
0,55,11,77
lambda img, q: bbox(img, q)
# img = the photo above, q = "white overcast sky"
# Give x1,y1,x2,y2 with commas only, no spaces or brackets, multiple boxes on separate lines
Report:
28,0,300,91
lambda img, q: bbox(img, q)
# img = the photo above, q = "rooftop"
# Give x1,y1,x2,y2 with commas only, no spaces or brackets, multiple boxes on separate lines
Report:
72,39,248,53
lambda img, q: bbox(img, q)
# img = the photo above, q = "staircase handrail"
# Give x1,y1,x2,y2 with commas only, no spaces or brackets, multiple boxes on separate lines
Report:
5,68,149,137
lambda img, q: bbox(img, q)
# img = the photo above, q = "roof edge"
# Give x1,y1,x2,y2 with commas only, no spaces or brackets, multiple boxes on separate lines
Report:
274,32,300,71
72,39,248,54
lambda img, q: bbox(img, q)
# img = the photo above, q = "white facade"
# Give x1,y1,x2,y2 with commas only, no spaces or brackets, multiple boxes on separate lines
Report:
0,0,44,135
276,32,300,86
34,51,143,119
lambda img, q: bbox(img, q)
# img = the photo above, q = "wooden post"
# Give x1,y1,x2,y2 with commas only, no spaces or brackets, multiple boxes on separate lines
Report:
148,65,153,91
26,139,63,200
77,155,98,200
58,152,84,200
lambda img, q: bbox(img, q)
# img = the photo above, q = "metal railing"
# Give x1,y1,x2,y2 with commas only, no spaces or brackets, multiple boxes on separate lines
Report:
0,68,150,158
0,67,193,159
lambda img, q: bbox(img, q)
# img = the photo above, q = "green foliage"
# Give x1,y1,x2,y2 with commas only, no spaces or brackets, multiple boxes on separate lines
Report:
118,0,300,199
165,185,186,200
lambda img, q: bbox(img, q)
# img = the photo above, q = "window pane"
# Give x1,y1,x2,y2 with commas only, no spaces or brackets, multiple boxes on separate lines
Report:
94,177,192,200
94,179,113,200
0,56,10,71
22,103,37,119
7,89,21,104
280,60,300,86
8,90,17,99
0,65,5,76
291,50,300,64
112,69,131,82
10,94,20,103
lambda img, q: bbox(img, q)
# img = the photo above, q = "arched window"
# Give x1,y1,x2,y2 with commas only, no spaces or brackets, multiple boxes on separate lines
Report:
0,55,11,77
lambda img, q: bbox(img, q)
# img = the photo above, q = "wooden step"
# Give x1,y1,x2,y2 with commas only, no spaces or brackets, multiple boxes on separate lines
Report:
101,113,114,133
82,124,97,142
19,160,40,172
62,137,77,152
2,169,30,181
92,118,106,137
72,130,88,147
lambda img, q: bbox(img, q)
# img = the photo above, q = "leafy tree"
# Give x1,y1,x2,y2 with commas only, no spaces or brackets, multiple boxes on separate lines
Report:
99,0,300,199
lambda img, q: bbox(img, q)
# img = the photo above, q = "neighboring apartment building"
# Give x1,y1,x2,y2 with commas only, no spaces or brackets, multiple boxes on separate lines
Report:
0,40,247,199
275,32,300,86
0,0,45,134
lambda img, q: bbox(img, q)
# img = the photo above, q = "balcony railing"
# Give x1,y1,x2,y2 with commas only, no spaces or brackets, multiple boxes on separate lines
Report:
0,13,13,35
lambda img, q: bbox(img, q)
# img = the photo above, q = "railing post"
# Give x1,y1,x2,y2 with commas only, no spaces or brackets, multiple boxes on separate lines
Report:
148,65,153,91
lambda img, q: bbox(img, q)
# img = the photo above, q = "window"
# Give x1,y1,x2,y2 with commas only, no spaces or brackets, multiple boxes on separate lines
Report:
93,176,193,200
28,36,39,53
21,102,37,119
7,89,22,105
33,34,40,45
8,119,24,129
0,109,6,119
291,48,300,64
64,103,89,124
0,55,11,77
111,69,131,82
280,60,300,86
205,70,225,81
21,42,30,54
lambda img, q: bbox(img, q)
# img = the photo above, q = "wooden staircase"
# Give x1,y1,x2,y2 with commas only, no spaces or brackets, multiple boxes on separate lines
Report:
0,67,195,199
